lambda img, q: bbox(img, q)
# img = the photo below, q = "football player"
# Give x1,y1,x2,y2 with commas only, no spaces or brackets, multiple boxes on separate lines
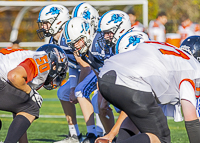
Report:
37,4,99,143
96,35,200,143
0,44,68,143
95,30,149,143
63,10,133,141
177,14,200,43
70,2,105,142
148,11,167,42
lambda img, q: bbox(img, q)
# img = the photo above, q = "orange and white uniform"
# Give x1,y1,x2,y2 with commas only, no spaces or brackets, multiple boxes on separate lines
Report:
99,41,200,121
178,23,200,42
131,21,144,32
148,20,166,42
0,50,50,89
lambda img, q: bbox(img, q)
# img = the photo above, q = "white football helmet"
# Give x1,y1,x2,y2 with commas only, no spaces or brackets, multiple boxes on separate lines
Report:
63,17,93,56
72,2,99,33
37,4,70,39
115,30,149,54
97,10,131,48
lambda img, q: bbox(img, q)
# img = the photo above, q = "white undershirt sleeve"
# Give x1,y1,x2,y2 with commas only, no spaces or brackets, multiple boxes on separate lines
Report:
180,81,196,108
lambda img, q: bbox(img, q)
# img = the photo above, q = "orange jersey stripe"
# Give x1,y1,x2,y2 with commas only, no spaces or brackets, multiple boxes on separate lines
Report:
179,79,195,90
179,79,195,91
196,88,200,91
0,48,27,55
195,24,200,32
19,58,38,83
153,21,159,27
131,21,139,27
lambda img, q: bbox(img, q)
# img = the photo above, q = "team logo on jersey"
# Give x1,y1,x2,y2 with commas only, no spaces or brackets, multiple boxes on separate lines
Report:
108,14,123,24
81,22,90,33
126,36,141,47
83,9,91,20
46,7,60,15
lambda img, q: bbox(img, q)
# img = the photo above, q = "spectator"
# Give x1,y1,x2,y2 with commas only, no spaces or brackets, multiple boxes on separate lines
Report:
177,13,200,43
148,11,168,42
127,9,144,32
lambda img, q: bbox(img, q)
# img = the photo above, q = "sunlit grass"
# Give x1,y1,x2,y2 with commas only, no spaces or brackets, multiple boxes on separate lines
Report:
0,89,189,143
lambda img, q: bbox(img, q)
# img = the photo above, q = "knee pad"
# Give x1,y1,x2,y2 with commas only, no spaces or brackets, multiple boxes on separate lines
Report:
126,90,156,118
126,91,170,142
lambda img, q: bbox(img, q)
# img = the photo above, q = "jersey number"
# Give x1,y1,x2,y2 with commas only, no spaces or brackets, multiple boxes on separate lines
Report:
36,55,50,73
159,48,190,60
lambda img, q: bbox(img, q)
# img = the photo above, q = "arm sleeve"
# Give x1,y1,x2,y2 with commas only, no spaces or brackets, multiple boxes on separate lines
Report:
180,80,196,108
19,58,38,83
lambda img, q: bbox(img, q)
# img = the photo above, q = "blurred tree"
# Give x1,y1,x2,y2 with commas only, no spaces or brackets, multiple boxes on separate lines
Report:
148,0,159,22
149,0,200,33
0,0,200,45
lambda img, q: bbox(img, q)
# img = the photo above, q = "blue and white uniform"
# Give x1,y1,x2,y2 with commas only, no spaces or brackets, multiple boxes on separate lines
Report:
82,32,120,113
82,32,115,73
49,32,97,100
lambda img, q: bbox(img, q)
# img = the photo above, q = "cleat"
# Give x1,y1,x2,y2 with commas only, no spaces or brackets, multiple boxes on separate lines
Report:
54,133,82,143
82,133,97,143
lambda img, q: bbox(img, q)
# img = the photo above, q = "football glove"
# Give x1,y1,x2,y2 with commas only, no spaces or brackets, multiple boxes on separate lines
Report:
29,88,43,108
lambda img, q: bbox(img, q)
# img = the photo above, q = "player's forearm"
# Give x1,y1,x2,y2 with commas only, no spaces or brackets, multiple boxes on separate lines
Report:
109,111,128,137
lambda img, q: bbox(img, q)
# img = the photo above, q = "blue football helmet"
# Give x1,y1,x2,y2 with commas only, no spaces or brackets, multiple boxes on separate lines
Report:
180,36,200,62
37,44,68,90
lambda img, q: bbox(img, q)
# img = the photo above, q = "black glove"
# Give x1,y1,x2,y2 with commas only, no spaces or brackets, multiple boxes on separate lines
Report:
29,88,43,108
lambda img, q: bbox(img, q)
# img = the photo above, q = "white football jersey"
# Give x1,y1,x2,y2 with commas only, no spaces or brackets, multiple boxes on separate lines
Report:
148,20,166,42
178,23,200,42
0,50,49,89
99,41,200,106
131,21,144,32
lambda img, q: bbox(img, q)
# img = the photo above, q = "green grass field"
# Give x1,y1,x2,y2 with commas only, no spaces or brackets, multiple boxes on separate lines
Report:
0,88,190,143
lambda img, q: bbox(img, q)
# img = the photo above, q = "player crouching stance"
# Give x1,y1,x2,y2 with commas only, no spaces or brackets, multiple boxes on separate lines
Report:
0,44,68,143
97,34,200,143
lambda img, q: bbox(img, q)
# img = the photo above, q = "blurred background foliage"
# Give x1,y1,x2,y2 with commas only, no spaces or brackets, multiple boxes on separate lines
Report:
0,0,200,45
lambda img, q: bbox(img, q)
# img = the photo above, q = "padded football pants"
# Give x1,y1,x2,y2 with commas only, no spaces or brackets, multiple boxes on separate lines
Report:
98,70,171,143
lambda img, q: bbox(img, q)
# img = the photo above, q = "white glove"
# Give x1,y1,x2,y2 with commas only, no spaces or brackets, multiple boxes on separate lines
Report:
29,88,43,108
